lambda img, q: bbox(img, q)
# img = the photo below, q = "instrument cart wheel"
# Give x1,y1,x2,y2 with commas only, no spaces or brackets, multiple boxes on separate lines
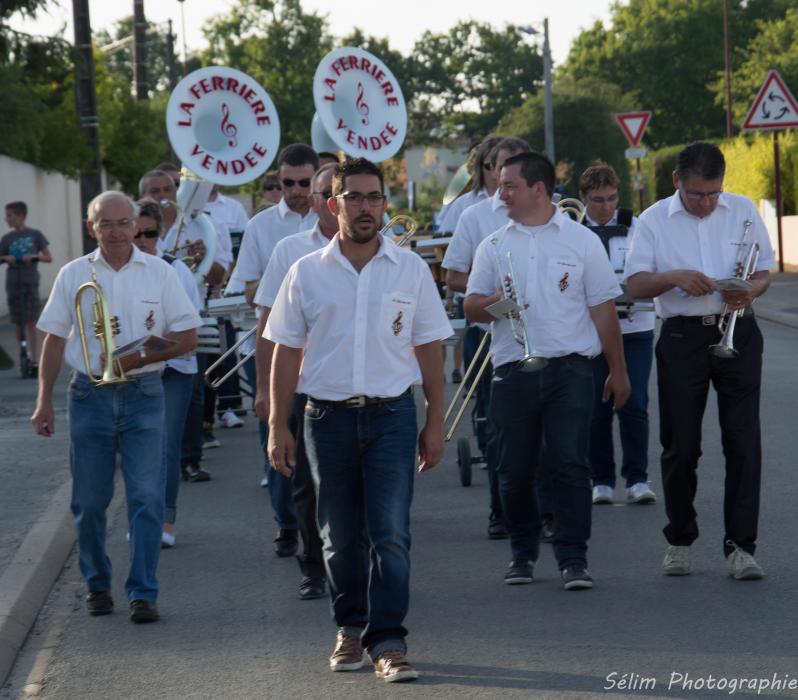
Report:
457,437,473,487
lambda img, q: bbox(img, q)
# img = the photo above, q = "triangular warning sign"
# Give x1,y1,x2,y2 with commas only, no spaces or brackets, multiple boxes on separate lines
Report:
614,111,652,147
743,70,798,131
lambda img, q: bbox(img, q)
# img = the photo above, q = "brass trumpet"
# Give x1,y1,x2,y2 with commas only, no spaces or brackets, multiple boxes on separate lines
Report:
75,268,128,385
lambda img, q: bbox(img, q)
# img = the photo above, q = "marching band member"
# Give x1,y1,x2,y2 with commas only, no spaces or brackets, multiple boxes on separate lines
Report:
267,158,451,682
442,136,530,540
624,141,774,580
228,144,319,304
31,192,201,623
465,152,629,590
133,200,204,548
578,163,657,506
251,162,338,588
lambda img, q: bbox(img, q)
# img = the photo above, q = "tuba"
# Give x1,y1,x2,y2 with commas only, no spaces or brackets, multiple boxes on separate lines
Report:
556,197,586,223
75,267,128,385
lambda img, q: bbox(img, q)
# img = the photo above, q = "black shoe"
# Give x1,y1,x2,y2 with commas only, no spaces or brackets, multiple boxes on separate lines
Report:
183,463,211,482
274,529,299,557
540,517,554,543
562,565,593,590
504,557,534,585
202,430,221,449
129,599,159,623
451,369,462,384
86,590,114,616
298,576,327,600
487,514,508,540
27,362,38,378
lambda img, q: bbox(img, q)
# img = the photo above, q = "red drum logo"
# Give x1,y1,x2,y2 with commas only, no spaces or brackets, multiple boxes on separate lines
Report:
313,47,407,162
166,67,281,185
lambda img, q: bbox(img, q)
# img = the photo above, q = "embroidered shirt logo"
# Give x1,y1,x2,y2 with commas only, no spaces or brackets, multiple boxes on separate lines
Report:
559,272,570,292
144,310,155,331
392,310,404,336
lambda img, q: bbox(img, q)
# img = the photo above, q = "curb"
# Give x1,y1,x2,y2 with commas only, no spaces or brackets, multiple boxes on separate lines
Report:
0,480,74,688
756,308,798,330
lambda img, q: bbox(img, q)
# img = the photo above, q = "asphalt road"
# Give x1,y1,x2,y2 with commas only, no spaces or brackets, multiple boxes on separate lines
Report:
3,318,798,700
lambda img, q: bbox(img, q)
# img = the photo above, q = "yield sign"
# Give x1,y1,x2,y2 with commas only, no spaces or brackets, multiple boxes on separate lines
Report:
614,111,652,147
742,70,798,130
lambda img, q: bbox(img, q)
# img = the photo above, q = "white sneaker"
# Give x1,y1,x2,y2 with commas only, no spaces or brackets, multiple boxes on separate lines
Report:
260,474,270,488
626,482,657,504
219,410,244,429
662,545,691,575
726,540,763,580
592,485,614,505
161,531,176,548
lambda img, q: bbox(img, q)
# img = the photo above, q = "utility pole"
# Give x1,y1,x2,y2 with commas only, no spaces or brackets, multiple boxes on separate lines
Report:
722,0,733,138
166,19,180,165
133,0,149,100
542,18,555,164
72,0,102,254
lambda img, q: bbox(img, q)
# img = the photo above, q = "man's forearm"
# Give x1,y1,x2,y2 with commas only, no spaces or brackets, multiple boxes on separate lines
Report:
37,334,65,402
146,329,198,365
590,302,626,372
464,292,502,324
446,269,469,294
626,271,675,300
255,308,274,396
269,344,302,429
414,341,444,420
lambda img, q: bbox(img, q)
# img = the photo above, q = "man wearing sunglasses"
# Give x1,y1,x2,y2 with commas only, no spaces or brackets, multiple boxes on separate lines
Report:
229,144,319,304
250,162,338,599
267,158,452,683
625,141,774,580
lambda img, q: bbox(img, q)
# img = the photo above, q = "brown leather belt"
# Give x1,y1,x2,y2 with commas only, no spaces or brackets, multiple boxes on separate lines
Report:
308,387,412,409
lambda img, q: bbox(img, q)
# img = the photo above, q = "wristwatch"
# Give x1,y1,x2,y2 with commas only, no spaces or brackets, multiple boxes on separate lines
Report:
138,347,147,368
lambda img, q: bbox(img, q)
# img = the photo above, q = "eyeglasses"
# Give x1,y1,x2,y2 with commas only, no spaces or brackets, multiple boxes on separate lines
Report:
482,162,493,171
135,229,160,239
586,193,619,205
313,190,333,199
281,178,311,189
263,184,281,192
96,219,135,233
337,192,386,207
684,189,722,201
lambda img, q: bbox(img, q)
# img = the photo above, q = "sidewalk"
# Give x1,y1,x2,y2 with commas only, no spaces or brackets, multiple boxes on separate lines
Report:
752,272,798,329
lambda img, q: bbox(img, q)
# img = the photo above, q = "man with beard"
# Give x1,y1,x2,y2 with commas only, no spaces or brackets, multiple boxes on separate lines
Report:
266,158,452,682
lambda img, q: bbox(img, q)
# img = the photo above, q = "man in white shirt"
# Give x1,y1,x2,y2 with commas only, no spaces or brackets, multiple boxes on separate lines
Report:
229,144,320,304
578,163,657,507
465,152,630,591
266,158,452,683
625,141,774,580
31,192,202,623
442,137,531,540
250,162,338,592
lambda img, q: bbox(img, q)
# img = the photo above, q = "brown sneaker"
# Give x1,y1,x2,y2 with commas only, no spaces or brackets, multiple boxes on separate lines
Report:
329,629,365,671
373,651,419,683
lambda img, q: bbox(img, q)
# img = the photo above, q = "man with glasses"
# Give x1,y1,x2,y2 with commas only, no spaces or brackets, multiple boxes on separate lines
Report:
251,162,338,598
578,163,657,507
31,191,201,623
625,141,774,580
258,171,282,211
267,158,451,682
229,144,319,304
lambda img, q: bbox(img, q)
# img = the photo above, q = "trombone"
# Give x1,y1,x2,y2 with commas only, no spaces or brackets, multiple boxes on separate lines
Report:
204,214,419,391
75,267,128,385
556,197,586,223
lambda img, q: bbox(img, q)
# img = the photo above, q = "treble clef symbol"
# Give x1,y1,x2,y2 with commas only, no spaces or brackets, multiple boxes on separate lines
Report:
220,103,238,148
355,82,370,126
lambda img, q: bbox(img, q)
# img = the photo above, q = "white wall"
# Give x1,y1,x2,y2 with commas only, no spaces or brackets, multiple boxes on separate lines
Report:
0,155,83,316
759,199,798,271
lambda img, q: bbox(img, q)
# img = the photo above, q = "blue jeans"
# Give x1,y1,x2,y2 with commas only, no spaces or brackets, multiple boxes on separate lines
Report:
259,420,297,530
304,392,417,658
490,356,594,569
589,330,653,488
68,371,165,602
162,368,195,524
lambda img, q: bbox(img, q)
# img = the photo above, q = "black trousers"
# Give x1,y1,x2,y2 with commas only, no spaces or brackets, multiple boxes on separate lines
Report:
656,315,763,555
289,394,325,578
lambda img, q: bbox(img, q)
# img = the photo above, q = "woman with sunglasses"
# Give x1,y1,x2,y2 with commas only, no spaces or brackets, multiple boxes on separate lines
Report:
135,200,206,547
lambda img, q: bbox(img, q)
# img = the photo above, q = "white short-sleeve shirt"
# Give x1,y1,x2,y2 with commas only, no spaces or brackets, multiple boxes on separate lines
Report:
467,207,621,367
623,191,775,318
38,245,202,376
230,198,318,287
265,234,453,400
205,193,249,235
253,223,331,310
442,190,509,273
162,254,204,374
438,188,488,234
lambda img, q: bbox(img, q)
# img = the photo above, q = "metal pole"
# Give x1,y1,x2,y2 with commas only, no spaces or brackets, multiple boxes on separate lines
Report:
133,0,149,100
722,0,733,138
166,19,178,90
543,18,555,164
635,157,643,213
177,0,188,76
774,131,784,273
72,0,102,254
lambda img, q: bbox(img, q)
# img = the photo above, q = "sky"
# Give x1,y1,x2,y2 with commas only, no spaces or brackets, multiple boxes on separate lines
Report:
9,0,615,66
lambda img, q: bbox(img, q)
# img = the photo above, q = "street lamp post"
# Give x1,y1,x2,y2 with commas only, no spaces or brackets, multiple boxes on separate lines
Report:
516,20,555,164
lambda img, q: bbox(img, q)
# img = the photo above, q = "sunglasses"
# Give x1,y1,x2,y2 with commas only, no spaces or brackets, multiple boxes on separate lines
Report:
135,229,160,239
313,190,333,199
263,184,281,192
281,178,311,188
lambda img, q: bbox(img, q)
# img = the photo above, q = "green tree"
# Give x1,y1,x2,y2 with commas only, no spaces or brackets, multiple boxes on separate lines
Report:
201,0,333,146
